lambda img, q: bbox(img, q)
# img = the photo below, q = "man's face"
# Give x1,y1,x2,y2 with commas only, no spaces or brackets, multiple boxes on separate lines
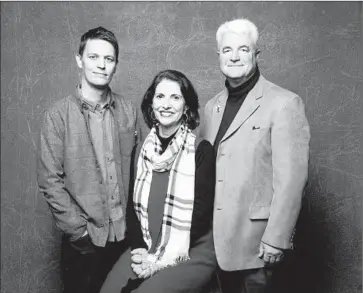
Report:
218,31,259,85
76,39,117,89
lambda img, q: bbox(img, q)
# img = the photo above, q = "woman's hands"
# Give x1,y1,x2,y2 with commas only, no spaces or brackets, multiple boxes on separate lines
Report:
130,248,159,279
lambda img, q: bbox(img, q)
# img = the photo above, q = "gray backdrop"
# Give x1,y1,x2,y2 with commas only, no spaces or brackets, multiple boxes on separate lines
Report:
1,2,362,293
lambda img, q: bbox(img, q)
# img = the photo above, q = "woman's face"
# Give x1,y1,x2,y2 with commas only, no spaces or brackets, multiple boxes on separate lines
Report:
152,79,186,137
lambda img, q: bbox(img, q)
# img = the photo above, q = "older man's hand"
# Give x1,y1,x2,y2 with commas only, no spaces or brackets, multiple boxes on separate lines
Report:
258,242,284,266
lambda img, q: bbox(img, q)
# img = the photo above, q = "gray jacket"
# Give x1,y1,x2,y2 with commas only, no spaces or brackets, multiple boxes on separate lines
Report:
38,88,142,247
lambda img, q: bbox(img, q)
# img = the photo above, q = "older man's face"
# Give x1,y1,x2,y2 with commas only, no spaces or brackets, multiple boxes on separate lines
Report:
218,31,258,85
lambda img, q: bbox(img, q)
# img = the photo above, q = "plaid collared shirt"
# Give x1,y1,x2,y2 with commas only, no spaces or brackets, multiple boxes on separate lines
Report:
80,89,125,242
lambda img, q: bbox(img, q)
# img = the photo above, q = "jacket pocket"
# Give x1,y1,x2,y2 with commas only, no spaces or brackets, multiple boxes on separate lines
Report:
249,206,270,220
248,127,270,147
118,127,136,156
70,234,97,255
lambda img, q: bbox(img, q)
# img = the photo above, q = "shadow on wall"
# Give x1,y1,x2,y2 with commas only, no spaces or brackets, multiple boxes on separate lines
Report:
270,169,362,293
269,199,328,293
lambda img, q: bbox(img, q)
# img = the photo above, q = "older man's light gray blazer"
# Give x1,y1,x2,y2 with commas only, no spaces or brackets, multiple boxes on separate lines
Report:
202,75,310,271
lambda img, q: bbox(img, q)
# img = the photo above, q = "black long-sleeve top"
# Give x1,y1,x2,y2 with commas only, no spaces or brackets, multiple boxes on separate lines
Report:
126,139,216,250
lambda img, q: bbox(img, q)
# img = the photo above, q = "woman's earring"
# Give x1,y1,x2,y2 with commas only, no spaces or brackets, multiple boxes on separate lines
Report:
182,112,189,125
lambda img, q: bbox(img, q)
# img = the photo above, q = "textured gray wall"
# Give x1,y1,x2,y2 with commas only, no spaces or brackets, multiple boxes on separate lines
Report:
1,2,362,293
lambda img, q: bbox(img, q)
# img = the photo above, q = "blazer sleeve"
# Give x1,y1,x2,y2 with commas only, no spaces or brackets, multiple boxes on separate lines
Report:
37,110,87,241
262,95,310,249
126,144,148,250
190,140,216,247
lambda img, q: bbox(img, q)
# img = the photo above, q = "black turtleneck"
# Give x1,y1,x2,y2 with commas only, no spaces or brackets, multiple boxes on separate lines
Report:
156,127,178,154
214,67,260,150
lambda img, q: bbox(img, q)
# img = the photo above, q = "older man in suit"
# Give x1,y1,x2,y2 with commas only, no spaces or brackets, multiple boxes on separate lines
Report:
202,18,310,293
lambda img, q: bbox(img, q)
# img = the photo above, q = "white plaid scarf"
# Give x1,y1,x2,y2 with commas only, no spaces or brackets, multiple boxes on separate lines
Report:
133,125,196,268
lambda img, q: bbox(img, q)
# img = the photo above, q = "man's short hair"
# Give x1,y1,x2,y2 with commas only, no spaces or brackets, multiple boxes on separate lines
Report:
216,18,259,50
78,26,119,62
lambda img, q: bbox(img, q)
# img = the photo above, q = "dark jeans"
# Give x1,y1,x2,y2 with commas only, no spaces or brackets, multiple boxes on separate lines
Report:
61,234,128,293
217,267,274,293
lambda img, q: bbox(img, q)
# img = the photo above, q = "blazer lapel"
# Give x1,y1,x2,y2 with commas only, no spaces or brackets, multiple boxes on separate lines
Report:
209,89,228,144
220,76,265,144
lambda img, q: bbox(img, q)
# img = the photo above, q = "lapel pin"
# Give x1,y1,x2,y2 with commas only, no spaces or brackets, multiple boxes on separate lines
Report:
252,126,260,130
216,105,221,113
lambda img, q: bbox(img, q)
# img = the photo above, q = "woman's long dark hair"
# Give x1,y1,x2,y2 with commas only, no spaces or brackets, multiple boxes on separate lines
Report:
141,69,200,130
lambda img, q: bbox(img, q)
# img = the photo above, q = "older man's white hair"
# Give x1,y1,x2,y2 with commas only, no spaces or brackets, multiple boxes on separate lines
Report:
216,18,259,50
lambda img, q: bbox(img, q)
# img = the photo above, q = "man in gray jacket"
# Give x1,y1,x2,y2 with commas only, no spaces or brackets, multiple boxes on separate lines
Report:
202,18,310,292
38,27,142,293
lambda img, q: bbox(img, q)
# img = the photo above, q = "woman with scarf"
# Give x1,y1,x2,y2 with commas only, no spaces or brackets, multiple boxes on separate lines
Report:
100,70,217,293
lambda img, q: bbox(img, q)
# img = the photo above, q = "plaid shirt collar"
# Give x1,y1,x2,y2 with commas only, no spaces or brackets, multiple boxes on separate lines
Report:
75,84,116,113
